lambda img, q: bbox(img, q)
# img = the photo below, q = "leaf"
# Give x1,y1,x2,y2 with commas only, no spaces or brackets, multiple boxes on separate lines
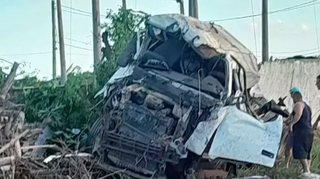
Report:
54,131,64,135
11,8,147,150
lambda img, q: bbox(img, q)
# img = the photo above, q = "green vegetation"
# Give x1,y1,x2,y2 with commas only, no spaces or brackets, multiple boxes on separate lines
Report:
10,9,145,128
1,8,319,177
0,8,147,149
96,9,147,87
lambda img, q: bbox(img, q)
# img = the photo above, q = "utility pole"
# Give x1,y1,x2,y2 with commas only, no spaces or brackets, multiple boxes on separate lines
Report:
262,0,269,63
92,0,101,88
188,0,198,19
51,0,57,79
176,0,185,15
56,0,67,85
122,0,127,10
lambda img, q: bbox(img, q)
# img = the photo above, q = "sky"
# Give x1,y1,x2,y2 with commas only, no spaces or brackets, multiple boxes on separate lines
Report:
0,0,319,79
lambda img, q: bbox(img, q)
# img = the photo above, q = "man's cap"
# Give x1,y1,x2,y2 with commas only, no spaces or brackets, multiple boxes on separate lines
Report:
290,87,301,93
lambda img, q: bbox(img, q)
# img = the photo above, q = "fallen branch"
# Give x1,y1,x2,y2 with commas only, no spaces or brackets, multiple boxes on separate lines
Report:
98,169,126,179
0,155,15,167
0,129,29,154
28,128,44,134
14,139,22,158
21,145,57,150
29,169,68,175
43,152,92,163
0,62,19,102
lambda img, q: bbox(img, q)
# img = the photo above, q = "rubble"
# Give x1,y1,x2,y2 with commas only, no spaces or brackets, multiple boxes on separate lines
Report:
0,62,123,179
0,62,25,165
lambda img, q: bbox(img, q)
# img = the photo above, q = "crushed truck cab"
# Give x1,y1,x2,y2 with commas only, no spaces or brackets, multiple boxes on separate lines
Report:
90,14,284,179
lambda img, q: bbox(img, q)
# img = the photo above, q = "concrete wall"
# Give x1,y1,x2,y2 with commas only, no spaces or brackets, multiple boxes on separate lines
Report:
258,59,320,123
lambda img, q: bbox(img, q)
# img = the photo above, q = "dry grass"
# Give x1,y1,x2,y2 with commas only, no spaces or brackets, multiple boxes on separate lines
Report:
238,137,320,179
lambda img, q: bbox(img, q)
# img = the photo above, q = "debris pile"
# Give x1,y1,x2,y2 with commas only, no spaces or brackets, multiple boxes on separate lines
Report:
1,152,100,179
0,62,124,179
0,62,27,168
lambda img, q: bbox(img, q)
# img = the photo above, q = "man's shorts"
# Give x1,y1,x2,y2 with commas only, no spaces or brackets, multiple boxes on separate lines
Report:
292,131,314,160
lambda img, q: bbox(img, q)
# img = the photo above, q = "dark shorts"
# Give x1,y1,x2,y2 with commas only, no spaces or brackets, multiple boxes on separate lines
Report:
292,131,314,160
286,133,293,149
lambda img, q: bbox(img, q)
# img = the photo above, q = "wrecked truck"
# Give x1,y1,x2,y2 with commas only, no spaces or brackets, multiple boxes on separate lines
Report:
89,14,285,179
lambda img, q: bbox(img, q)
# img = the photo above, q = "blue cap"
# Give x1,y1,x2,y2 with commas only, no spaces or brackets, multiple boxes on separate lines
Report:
290,87,301,93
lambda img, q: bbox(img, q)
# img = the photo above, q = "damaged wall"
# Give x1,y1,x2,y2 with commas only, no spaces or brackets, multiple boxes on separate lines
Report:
257,58,320,124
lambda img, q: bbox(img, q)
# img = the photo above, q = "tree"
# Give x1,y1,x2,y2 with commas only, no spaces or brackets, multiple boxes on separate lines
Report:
0,9,148,149
96,8,147,87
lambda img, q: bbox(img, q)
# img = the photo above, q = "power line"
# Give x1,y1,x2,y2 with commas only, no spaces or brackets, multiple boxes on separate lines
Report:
69,0,73,65
0,58,14,65
313,0,320,52
65,37,92,45
66,53,91,56
264,48,318,54
62,5,91,15
2,47,317,57
0,52,51,56
62,9,91,17
0,58,24,71
210,0,320,22
62,5,105,17
3,1,319,61
64,43,93,51
56,41,93,51
0,52,91,57
0,44,91,57
250,0,258,57
258,48,319,54
59,0,320,23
